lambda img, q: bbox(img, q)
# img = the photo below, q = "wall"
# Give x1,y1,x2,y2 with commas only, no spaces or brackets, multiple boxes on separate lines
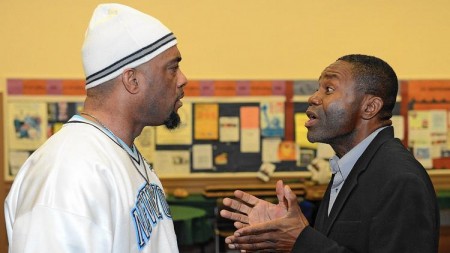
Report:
1,2,450,251
0,0,450,88
2,0,449,177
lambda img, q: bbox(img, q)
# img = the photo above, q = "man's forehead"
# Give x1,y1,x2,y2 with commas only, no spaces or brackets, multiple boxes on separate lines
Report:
149,46,181,65
319,60,352,80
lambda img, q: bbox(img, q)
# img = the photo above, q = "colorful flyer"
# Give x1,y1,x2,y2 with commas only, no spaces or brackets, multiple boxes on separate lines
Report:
240,106,260,153
260,101,285,137
194,103,219,140
8,102,47,150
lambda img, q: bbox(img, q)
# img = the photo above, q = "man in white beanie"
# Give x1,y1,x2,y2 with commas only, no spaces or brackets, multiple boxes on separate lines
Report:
5,3,187,253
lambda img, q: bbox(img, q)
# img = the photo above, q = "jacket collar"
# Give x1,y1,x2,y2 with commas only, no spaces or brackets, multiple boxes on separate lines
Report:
314,126,395,234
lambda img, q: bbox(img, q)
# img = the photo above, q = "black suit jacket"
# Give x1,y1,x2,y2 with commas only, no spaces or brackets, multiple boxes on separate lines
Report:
292,127,439,253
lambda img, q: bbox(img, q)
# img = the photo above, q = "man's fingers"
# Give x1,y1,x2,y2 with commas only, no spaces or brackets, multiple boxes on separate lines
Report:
228,242,275,251
284,185,306,217
220,209,250,224
222,197,233,207
234,220,278,237
226,234,276,251
234,221,248,229
275,180,286,207
222,198,253,215
234,190,260,206
284,185,298,205
285,185,310,227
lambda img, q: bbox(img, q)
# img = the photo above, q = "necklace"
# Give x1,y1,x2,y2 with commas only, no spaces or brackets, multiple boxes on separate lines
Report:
80,112,151,184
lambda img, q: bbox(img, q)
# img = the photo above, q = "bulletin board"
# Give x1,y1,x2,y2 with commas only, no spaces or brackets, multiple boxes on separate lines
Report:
4,79,86,181
3,79,314,180
401,80,450,169
154,101,302,175
3,79,450,181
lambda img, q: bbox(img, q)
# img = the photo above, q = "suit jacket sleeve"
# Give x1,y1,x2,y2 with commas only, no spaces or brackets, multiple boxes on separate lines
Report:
291,171,438,253
292,226,355,253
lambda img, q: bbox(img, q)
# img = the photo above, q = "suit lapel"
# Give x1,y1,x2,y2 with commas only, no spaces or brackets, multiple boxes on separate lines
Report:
320,127,394,235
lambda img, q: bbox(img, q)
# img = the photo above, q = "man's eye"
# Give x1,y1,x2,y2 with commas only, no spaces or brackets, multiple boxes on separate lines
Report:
170,65,179,73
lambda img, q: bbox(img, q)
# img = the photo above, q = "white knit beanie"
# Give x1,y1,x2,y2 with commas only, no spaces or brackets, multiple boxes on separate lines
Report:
82,3,177,89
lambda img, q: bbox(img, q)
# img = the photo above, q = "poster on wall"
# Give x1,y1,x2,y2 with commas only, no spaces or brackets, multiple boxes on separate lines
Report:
194,103,219,140
404,80,450,169
260,101,285,137
134,126,155,163
240,106,260,153
156,102,192,145
152,150,190,176
8,102,47,150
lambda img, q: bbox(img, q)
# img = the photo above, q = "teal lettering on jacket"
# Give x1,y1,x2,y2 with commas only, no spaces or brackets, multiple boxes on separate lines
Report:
131,183,172,250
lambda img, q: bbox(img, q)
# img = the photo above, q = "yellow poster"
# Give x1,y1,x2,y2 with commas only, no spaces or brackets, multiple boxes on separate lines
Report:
295,113,317,149
156,103,192,145
194,103,219,140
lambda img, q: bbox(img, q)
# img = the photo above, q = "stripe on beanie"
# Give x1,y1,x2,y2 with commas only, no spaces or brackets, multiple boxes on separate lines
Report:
86,33,176,86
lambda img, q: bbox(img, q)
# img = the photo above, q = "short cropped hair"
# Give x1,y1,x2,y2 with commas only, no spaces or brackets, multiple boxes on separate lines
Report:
338,54,398,120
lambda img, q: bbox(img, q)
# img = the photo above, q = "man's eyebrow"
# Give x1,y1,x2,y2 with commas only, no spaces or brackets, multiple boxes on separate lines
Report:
171,56,182,63
165,56,182,67
322,73,338,79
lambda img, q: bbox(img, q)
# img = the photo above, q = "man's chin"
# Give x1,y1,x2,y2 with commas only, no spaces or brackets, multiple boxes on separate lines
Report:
163,111,181,130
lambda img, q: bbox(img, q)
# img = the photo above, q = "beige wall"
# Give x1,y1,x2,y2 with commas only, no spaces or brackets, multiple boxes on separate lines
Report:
1,0,450,92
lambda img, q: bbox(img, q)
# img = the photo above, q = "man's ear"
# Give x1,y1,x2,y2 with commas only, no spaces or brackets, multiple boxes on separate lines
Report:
121,68,139,94
361,95,383,120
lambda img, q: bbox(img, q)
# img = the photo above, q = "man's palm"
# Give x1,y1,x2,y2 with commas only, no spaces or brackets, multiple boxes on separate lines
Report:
248,199,288,225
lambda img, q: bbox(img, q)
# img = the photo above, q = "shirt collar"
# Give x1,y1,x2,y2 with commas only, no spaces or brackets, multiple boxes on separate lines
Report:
329,126,388,178
70,115,138,159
